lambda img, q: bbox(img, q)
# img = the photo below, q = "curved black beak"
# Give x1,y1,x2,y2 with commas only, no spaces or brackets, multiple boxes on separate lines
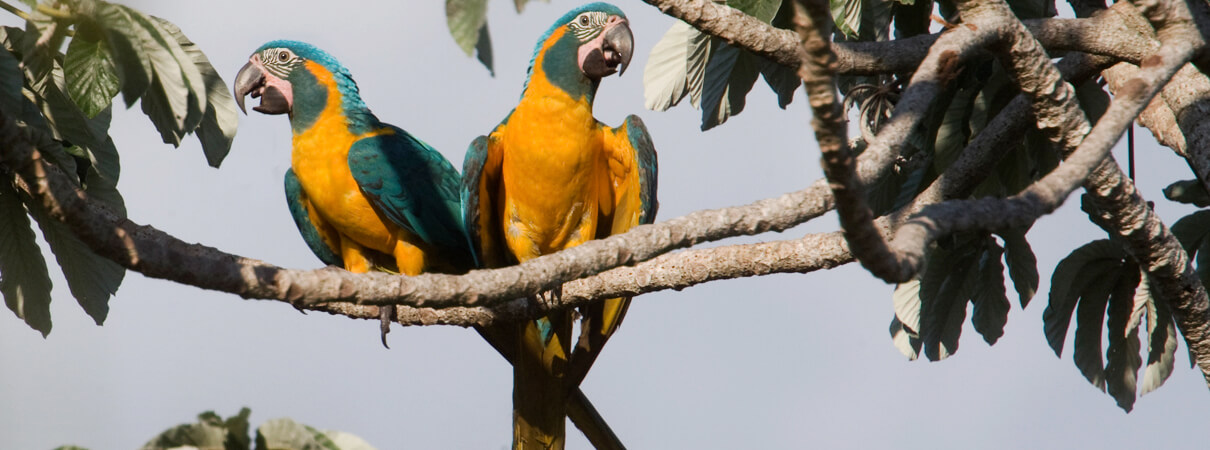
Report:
233,59,264,115
602,19,634,76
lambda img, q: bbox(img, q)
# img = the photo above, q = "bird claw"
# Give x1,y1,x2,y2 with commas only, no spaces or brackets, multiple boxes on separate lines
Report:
379,305,394,349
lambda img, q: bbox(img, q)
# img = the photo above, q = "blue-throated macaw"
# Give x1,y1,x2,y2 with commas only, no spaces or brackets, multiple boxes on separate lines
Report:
233,41,472,345
462,4,658,447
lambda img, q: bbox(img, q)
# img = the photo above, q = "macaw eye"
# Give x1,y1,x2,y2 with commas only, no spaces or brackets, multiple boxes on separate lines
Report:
578,14,589,26
278,51,290,62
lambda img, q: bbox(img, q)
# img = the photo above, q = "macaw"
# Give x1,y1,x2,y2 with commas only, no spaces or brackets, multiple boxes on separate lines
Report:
462,3,658,448
233,40,472,345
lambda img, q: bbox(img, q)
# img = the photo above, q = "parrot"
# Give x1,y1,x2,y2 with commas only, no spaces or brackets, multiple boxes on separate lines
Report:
232,40,472,345
462,3,658,448
232,40,626,447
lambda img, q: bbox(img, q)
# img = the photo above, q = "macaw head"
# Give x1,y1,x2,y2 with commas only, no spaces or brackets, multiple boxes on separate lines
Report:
525,3,634,98
234,40,368,131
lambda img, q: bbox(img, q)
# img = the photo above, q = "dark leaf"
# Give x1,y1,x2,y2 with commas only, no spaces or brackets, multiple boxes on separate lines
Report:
1072,263,1114,391
255,418,327,450
0,47,24,115
1104,265,1142,411
1163,179,1210,207
889,315,922,360
20,186,124,325
224,407,253,450
64,28,120,118
998,228,1038,307
970,239,1010,345
151,17,239,167
0,180,53,336
445,0,490,72
1044,240,1126,357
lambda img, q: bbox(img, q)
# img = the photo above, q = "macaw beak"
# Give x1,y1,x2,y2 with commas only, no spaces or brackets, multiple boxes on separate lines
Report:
580,16,634,79
233,54,292,115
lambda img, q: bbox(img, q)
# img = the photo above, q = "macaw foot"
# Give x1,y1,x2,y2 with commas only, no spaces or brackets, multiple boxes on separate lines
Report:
379,305,395,349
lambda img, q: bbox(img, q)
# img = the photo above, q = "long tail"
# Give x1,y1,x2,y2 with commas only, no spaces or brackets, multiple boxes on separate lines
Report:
512,311,573,449
565,296,631,388
475,319,624,450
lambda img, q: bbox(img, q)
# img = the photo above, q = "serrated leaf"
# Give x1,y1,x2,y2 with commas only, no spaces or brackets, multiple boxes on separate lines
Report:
474,22,493,77
9,26,103,152
224,407,253,450
1163,179,1210,207
998,228,1038,307
1104,265,1142,411
93,3,152,106
728,0,781,22
1170,210,1210,255
644,22,708,112
1073,264,1114,391
700,41,761,130
21,187,124,325
256,418,327,450
919,240,978,361
140,420,228,450
0,180,53,336
64,32,120,118
151,17,239,167
0,47,24,115
757,57,799,109
131,12,207,145
445,0,491,73
1140,284,1177,395
971,240,1010,345
892,278,921,332
889,316,921,360
831,0,863,37
319,431,377,450
1044,240,1127,357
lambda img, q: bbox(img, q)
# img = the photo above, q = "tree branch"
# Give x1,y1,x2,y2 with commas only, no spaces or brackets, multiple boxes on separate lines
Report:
642,0,1156,76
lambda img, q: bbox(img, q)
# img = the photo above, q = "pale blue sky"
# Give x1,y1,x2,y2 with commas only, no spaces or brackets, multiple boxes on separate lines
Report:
2,0,1208,448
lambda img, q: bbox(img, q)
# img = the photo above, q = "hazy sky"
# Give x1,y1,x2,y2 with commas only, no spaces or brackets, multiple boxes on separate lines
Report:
2,0,1209,449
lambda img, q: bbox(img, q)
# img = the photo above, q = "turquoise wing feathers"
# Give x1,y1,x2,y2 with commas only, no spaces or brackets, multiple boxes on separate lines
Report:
625,114,658,226
348,126,467,251
284,168,341,266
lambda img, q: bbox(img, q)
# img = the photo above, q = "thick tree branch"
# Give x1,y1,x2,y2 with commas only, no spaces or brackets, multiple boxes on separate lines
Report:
642,0,1155,76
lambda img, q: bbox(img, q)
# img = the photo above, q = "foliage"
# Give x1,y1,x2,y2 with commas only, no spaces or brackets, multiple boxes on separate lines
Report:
643,0,800,129
112,407,375,450
0,0,236,336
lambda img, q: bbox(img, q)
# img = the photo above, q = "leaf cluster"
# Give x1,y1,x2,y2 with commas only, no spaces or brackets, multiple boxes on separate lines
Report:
0,0,236,336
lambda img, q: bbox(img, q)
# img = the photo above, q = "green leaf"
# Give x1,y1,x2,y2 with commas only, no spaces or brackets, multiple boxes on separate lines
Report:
0,180,53,336
728,0,781,22
0,47,24,116
92,3,152,106
918,237,980,361
1072,261,1114,391
224,407,253,450
971,240,1010,345
140,419,228,450
889,316,921,360
21,186,124,325
1104,266,1142,411
445,0,492,73
1139,280,1177,395
256,418,328,450
319,431,377,450
151,17,239,167
1006,0,1056,19
1170,210,1210,255
700,41,761,130
757,57,799,109
64,27,120,118
1043,240,1127,357
474,22,493,77
1075,79,1111,125
1162,179,1210,207
831,0,863,37
643,22,710,112
998,228,1038,308
892,278,921,333
4,26,103,152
